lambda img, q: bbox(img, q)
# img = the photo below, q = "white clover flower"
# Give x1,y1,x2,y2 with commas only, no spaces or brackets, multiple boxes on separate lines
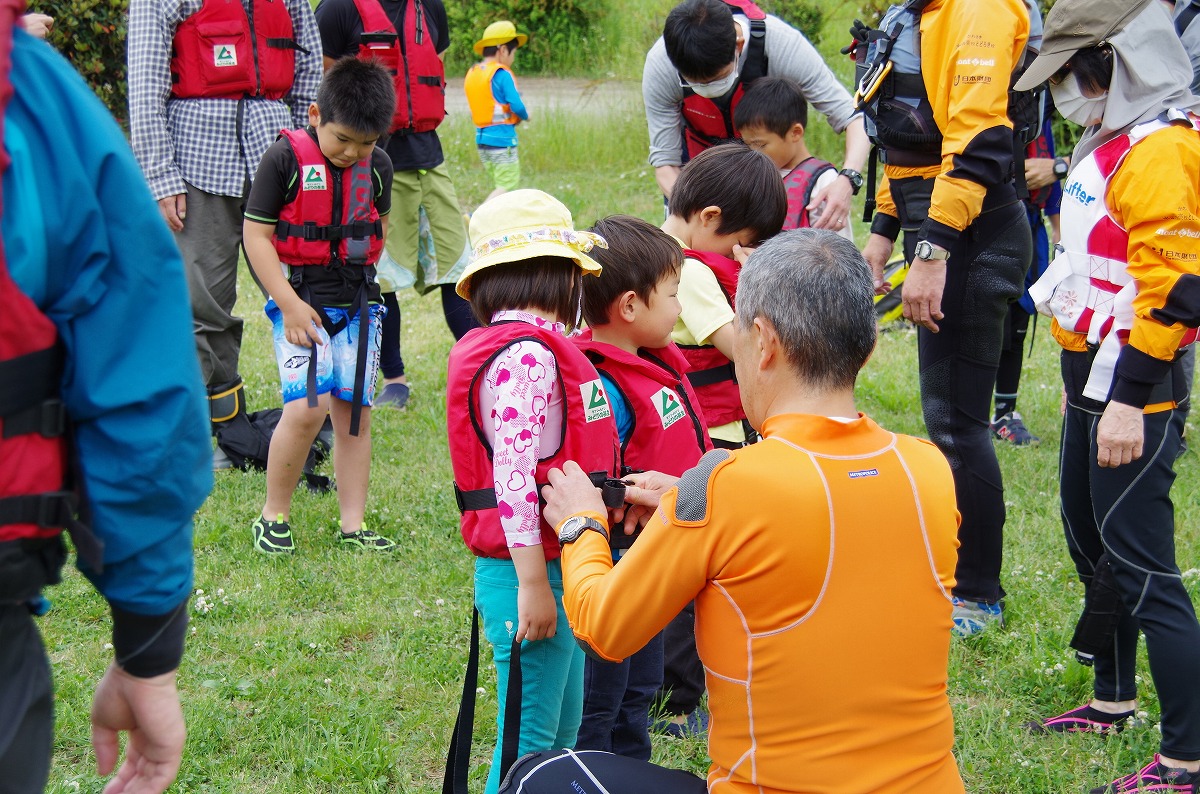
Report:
324,678,332,685
436,598,445,606
195,589,204,596
309,642,317,649
413,610,422,617
103,642,113,651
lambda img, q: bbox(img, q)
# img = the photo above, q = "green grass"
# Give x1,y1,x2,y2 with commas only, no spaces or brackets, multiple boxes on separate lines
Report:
40,5,1200,793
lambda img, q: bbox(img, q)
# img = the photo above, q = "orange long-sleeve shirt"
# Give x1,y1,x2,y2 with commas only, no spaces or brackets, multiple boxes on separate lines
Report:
562,413,964,794
873,0,1029,249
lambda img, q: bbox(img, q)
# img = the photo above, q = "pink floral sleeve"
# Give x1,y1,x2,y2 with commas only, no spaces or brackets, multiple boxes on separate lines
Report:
483,340,561,549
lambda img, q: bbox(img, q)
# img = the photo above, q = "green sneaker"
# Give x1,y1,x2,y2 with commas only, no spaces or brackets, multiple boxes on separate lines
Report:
338,526,397,551
252,514,295,555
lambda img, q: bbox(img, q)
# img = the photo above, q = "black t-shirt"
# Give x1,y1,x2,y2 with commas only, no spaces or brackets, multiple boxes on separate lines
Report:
314,0,450,171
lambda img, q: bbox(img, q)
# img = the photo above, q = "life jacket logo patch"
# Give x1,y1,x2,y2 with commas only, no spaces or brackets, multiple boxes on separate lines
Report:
654,387,686,429
848,468,879,479
581,379,612,423
213,44,238,68
302,165,327,191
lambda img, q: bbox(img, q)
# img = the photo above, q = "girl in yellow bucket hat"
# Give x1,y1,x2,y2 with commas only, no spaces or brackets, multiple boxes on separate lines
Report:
466,21,530,202
445,190,621,794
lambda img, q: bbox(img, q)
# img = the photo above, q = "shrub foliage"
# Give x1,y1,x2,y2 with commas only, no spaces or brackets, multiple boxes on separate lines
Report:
443,0,605,76
46,0,129,123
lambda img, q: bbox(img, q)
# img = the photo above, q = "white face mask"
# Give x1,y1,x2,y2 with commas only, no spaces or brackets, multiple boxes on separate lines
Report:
1051,74,1108,127
685,63,740,99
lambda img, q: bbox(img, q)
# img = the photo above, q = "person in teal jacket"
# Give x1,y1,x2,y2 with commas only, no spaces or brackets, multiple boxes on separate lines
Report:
0,9,211,792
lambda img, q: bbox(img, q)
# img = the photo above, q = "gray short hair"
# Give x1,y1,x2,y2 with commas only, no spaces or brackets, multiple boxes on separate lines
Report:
735,230,877,389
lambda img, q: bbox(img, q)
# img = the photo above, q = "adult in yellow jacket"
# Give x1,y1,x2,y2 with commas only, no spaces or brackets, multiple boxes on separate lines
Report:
544,231,964,794
1015,1,1200,791
859,0,1033,635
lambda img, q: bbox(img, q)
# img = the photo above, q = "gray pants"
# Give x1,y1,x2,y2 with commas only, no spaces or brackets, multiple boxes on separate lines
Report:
176,182,247,388
0,605,53,794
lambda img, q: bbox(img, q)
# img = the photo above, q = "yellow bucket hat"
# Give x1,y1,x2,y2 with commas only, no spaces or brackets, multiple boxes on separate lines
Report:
473,20,529,56
457,189,606,299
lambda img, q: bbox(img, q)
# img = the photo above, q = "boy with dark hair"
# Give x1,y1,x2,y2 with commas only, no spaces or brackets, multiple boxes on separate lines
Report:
242,57,397,554
574,215,712,760
734,76,851,238
656,143,785,736
465,20,529,202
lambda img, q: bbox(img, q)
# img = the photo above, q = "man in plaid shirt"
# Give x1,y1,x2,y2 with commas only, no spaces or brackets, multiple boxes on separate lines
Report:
128,0,322,467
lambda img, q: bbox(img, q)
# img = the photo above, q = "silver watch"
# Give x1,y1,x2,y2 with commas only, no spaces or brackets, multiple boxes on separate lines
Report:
914,240,950,262
557,515,608,546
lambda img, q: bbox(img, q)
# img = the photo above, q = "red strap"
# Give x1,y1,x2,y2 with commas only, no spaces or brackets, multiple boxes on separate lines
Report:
349,0,394,34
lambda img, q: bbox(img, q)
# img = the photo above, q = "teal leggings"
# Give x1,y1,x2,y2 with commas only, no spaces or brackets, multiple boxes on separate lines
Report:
474,557,584,794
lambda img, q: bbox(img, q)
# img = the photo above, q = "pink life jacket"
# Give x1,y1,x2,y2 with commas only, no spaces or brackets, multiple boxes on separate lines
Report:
170,0,299,100
678,249,746,428
574,334,713,477
446,322,620,560
782,157,836,231
679,0,768,159
351,0,446,134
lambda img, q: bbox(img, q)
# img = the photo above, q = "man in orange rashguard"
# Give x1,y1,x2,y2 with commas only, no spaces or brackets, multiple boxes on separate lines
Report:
543,230,965,794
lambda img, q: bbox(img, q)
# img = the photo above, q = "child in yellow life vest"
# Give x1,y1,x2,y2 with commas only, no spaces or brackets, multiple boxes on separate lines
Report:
464,20,529,202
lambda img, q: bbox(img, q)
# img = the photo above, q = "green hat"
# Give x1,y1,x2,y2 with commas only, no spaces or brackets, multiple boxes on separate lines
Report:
473,20,528,56
1014,0,1154,91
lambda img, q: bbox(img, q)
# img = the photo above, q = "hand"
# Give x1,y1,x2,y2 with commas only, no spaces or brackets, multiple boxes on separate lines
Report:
1024,157,1056,191
157,194,187,232
902,257,947,332
615,470,678,536
516,580,558,642
862,233,896,295
281,299,325,348
807,174,854,233
20,12,53,38
731,243,755,266
1096,400,1144,468
541,460,607,530
91,664,185,794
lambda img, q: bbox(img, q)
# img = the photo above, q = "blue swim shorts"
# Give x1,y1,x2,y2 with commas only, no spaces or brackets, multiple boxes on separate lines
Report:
266,300,385,406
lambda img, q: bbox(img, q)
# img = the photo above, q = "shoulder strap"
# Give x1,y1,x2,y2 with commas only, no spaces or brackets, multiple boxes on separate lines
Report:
350,0,395,34
1178,0,1200,37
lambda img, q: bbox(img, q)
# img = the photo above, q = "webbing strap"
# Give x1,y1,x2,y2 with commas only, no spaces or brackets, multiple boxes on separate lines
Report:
275,219,383,243
1178,0,1200,37
0,345,61,423
452,471,611,513
686,362,736,388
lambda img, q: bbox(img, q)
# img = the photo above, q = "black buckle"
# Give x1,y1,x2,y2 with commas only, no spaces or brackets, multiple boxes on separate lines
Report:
37,493,75,528
453,483,466,513
38,399,66,437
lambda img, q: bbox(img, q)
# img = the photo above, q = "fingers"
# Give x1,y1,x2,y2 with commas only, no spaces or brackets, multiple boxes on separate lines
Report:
93,724,120,778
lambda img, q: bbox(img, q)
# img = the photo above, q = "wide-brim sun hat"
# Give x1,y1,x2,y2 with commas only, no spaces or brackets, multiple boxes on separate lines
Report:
1014,0,1154,91
457,189,606,299
473,20,528,56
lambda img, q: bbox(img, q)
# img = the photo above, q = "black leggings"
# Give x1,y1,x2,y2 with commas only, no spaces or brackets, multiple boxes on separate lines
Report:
1059,351,1200,760
379,287,480,380
904,201,1030,603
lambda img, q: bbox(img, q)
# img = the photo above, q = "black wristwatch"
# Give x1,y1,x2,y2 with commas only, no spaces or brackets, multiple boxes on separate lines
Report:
839,168,864,195
557,515,608,547
1053,157,1069,181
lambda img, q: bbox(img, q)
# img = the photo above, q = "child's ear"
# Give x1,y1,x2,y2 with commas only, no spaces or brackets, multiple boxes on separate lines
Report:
308,103,321,128
617,290,639,322
699,206,723,228
789,122,805,142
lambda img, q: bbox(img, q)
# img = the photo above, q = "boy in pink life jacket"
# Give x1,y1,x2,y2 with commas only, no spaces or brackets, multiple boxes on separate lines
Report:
655,143,784,737
734,76,855,240
242,58,396,554
572,215,714,760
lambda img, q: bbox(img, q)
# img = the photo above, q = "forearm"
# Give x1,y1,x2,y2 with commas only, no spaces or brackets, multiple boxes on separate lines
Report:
655,165,680,199
244,223,297,304
841,116,869,172
643,41,685,169
111,599,189,678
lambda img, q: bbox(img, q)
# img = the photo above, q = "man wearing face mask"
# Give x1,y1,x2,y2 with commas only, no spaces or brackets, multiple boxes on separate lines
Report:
1015,1,1200,791
642,0,869,235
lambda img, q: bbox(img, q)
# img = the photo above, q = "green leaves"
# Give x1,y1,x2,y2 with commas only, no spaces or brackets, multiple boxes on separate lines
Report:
47,0,129,125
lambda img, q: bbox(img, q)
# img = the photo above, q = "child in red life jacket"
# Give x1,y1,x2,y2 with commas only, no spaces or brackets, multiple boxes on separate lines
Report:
572,215,714,760
734,76,854,239
242,58,396,555
655,142,784,738
446,189,620,794
464,20,529,203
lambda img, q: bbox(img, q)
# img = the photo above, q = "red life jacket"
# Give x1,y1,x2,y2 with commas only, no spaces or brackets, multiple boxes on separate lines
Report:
574,334,712,477
0,1,97,571
351,0,446,134
170,0,299,101
679,249,745,427
446,322,620,560
782,157,836,231
680,0,768,160
272,128,384,267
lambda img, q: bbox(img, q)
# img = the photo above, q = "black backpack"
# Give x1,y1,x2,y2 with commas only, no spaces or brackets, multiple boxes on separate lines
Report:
214,409,334,492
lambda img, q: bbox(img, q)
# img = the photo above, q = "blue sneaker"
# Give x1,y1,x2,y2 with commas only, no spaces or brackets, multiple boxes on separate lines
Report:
650,709,708,739
951,596,1004,637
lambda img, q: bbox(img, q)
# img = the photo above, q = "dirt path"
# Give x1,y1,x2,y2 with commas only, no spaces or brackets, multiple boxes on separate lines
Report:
443,76,643,116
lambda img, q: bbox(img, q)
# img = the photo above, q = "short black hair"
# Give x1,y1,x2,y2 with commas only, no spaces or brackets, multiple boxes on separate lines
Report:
734,76,809,137
668,143,787,242
582,216,683,327
663,0,737,82
482,39,520,57
467,256,584,330
316,57,396,137
1061,44,1113,96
